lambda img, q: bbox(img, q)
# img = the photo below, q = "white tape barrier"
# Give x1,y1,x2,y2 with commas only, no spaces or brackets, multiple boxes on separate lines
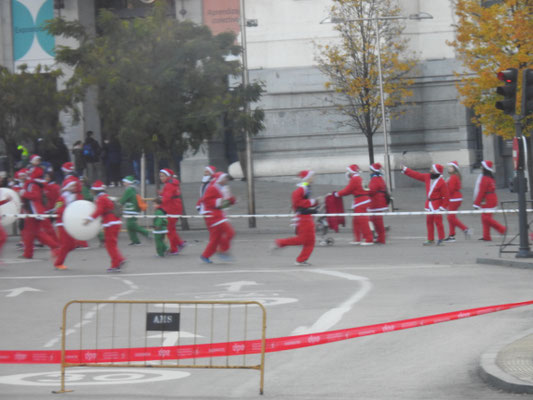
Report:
2,209,533,220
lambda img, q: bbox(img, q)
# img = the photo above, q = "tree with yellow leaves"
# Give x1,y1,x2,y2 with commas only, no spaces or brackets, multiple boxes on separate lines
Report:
316,0,417,164
449,0,533,138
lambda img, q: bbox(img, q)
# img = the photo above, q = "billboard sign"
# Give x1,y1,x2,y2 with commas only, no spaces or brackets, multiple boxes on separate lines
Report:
202,0,240,36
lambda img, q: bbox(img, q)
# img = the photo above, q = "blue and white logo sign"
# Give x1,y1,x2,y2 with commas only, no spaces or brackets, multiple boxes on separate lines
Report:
12,0,55,70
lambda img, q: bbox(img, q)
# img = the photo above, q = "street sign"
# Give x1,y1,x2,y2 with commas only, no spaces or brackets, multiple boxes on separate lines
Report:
146,313,180,332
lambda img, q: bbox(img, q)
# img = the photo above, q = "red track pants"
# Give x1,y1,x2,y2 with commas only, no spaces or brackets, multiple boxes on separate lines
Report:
22,218,59,258
447,201,468,236
0,225,7,256
353,204,373,243
167,217,185,253
426,213,445,241
54,226,76,266
481,212,506,241
276,218,315,263
104,224,125,268
202,222,235,259
370,213,386,244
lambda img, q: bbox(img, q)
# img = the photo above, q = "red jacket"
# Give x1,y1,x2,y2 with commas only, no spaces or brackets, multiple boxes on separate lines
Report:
403,167,449,211
62,175,83,200
159,178,183,215
202,183,235,228
447,174,463,203
88,192,122,228
44,182,60,212
291,184,318,223
474,175,498,210
21,179,47,215
367,174,388,211
335,174,370,210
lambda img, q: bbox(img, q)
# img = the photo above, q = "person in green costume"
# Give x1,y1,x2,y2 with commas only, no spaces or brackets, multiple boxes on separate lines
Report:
119,176,150,245
152,198,168,257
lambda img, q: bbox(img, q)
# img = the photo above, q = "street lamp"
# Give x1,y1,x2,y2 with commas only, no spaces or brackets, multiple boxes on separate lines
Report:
321,11,433,209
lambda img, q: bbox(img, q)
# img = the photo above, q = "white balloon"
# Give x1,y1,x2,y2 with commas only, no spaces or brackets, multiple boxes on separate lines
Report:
0,188,21,227
63,200,102,240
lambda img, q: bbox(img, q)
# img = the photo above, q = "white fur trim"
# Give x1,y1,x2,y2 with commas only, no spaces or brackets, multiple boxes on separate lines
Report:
205,166,215,175
432,164,441,175
481,161,493,172
447,161,459,170
159,169,171,176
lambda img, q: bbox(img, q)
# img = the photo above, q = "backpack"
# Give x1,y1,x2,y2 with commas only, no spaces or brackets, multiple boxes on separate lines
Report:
136,194,147,211
82,143,95,159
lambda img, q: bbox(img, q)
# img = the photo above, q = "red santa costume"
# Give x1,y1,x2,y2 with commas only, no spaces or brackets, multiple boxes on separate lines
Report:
61,162,89,249
200,172,236,263
367,163,389,244
159,168,185,254
196,165,217,217
473,160,506,241
0,195,12,257
52,189,77,270
274,170,318,265
445,161,469,240
42,176,60,243
402,163,449,244
85,180,125,272
20,167,59,258
334,164,373,245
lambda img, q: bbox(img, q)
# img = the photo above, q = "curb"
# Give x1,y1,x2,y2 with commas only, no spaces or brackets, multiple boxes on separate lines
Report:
479,329,533,394
476,258,533,269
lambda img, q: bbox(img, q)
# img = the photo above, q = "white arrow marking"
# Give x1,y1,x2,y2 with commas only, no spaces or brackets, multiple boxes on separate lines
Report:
147,331,203,346
0,287,42,297
215,281,260,292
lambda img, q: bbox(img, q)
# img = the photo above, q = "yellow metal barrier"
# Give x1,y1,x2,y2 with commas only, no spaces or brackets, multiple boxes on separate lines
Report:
53,300,267,395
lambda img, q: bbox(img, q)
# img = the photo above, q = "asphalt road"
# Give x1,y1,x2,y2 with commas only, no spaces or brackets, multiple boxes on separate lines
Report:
1,227,532,399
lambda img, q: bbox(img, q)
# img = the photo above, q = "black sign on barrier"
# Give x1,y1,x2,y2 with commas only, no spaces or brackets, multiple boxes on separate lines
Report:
146,312,180,331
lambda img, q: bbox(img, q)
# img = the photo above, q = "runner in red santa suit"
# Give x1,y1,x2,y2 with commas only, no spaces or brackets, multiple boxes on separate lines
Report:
159,168,186,255
0,193,13,258
402,163,449,245
473,160,506,241
196,165,216,217
367,163,389,244
273,170,319,265
52,181,78,270
200,172,236,263
444,161,471,242
61,162,89,249
42,172,60,243
84,180,125,272
333,164,373,245
20,167,59,258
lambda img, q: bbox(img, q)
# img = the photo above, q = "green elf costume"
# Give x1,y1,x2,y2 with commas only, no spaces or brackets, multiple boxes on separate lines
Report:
153,203,168,257
119,176,150,245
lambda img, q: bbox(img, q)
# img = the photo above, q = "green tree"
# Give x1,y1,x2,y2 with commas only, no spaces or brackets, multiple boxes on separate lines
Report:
316,0,417,164
448,0,532,138
46,2,264,178
0,65,72,174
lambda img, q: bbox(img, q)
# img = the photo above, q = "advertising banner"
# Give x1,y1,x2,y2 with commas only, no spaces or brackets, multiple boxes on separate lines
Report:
202,0,240,36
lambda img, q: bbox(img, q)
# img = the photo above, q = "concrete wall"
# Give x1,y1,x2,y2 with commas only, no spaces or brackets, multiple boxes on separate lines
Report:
0,1,13,71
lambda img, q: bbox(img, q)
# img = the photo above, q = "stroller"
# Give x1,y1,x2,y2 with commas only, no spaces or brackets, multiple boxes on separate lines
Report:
316,194,345,246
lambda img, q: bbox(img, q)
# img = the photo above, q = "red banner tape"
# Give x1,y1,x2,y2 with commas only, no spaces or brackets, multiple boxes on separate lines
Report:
1,300,532,364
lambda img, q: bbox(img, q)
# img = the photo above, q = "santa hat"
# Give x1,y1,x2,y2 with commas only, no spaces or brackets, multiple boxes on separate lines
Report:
205,165,216,175
370,163,382,173
481,160,494,172
160,168,173,177
61,162,74,173
90,180,106,191
15,169,28,180
346,164,360,174
61,176,77,191
122,175,136,184
214,172,228,184
30,154,41,164
431,164,444,175
447,161,459,170
299,170,315,182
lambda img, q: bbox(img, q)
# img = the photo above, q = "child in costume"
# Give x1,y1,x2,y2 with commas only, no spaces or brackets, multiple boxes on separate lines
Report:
120,176,150,246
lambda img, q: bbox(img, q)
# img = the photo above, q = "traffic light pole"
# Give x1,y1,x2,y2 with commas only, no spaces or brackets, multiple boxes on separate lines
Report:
513,114,533,258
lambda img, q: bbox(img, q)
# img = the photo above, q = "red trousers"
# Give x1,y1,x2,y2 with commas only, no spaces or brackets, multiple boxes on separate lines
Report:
55,226,76,266
167,217,185,252
426,213,445,241
22,218,59,258
42,219,59,244
276,218,315,263
447,201,468,236
0,225,7,256
104,224,125,268
370,213,385,244
353,204,373,243
481,212,506,240
202,222,235,259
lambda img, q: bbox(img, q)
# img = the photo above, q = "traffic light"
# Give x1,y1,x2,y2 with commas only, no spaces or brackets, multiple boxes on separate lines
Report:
523,68,533,117
495,68,518,115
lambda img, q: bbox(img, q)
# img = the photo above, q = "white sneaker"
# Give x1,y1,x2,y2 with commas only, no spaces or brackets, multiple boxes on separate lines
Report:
294,261,311,266
349,241,361,245
464,228,473,239
360,242,374,246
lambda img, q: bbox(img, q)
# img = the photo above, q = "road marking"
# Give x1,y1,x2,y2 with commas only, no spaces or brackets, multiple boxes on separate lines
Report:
0,287,41,297
292,269,372,335
147,331,203,346
0,368,190,387
216,281,260,292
